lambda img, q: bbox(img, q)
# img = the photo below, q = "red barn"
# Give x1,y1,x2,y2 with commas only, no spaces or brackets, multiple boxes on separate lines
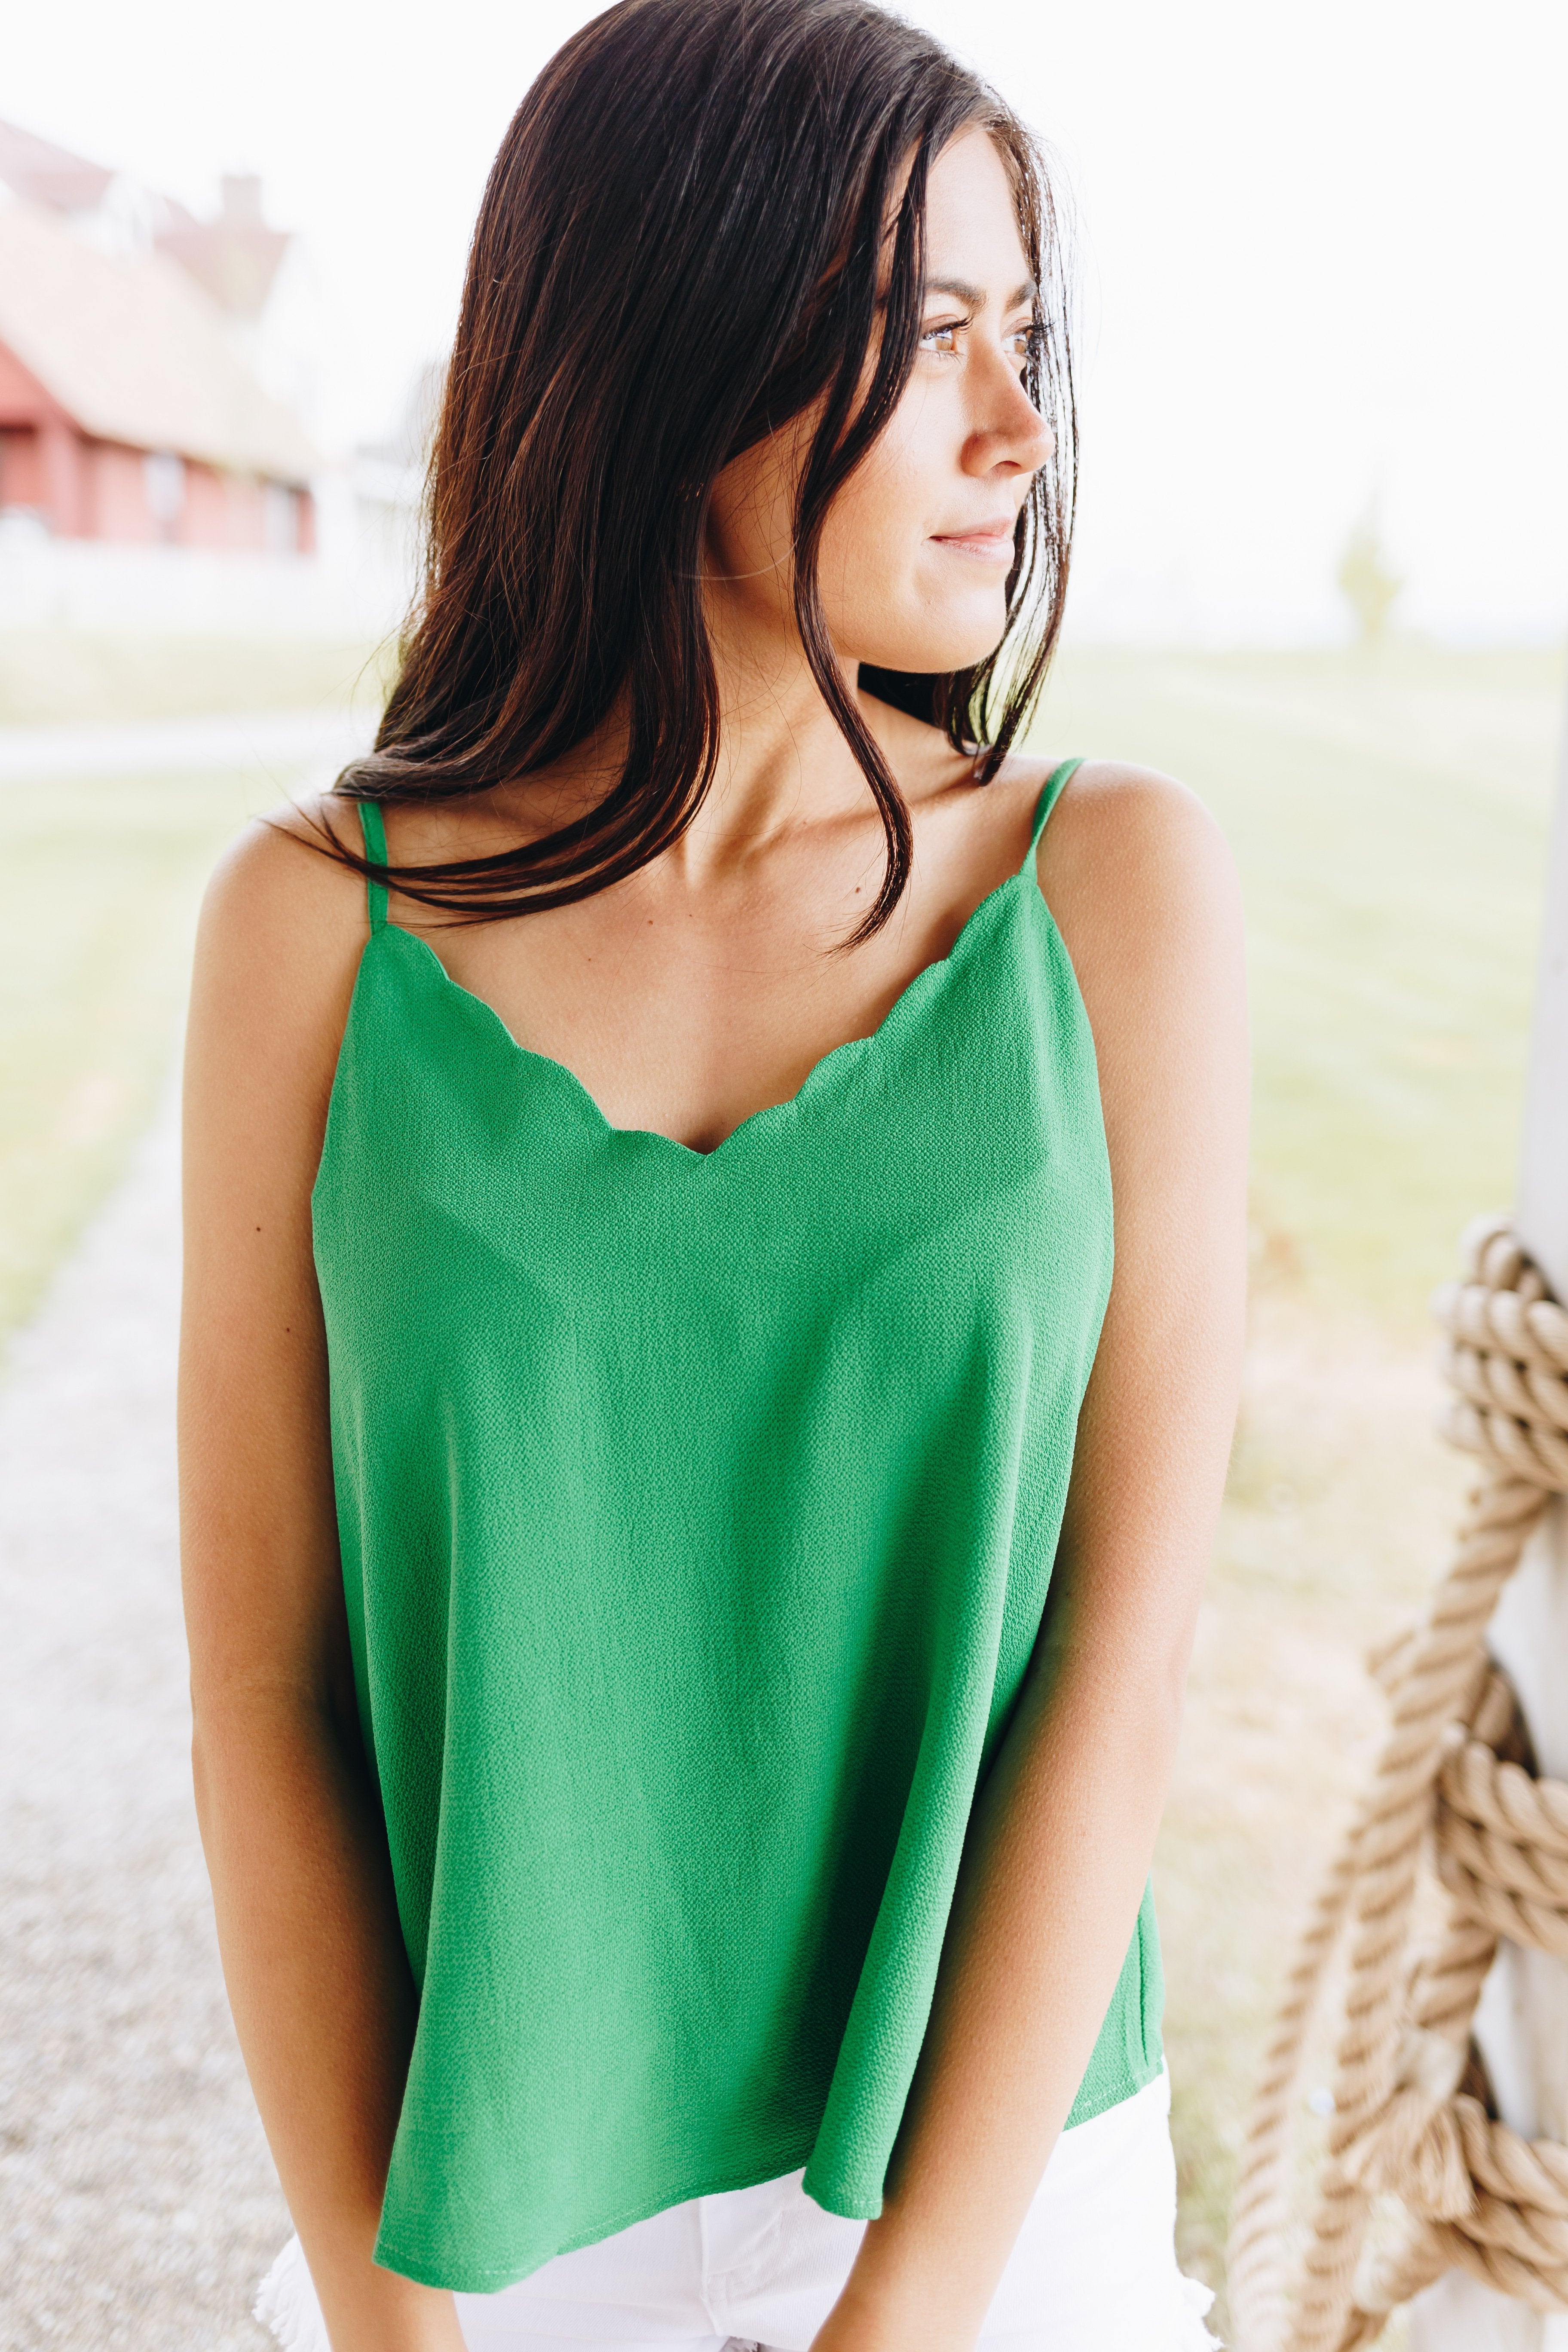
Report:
0,196,317,553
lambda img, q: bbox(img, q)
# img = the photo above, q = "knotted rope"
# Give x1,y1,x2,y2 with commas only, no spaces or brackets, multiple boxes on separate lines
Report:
1226,1216,1568,2352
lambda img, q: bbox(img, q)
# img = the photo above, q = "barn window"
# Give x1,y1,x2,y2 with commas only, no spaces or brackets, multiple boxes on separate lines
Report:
144,450,185,538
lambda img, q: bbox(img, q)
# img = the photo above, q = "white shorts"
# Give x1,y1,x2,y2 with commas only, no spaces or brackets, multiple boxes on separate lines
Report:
257,2069,1218,2352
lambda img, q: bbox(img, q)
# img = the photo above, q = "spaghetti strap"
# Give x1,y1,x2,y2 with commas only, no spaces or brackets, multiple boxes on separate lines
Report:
1023,757,1084,868
356,799,389,933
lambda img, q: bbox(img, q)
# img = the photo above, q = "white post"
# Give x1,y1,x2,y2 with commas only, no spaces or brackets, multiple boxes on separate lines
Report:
1409,701,1568,2352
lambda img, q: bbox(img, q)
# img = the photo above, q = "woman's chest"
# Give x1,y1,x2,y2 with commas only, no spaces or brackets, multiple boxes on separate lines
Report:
407,841,1019,1156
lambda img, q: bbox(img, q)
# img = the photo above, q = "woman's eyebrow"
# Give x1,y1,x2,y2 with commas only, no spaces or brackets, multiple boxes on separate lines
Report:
923,276,1038,311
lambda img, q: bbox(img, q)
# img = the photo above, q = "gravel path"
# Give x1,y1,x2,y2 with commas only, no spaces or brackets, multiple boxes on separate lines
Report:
0,1081,287,2352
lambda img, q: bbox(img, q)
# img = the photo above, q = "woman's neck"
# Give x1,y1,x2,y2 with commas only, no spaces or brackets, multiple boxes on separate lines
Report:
669,580,888,887
501,583,929,889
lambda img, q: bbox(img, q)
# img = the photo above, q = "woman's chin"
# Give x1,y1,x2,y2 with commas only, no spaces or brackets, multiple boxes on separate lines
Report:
864,633,1005,678
848,603,1006,680
904,588,1010,674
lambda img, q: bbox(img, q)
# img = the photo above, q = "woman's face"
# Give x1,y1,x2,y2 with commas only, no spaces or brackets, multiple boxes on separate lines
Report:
706,126,1054,678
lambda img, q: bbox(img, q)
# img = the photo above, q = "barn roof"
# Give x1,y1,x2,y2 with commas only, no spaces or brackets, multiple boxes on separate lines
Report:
0,119,113,216
0,199,317,484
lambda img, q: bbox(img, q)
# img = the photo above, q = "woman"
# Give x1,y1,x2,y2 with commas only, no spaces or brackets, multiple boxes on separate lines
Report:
179,3,1247,2348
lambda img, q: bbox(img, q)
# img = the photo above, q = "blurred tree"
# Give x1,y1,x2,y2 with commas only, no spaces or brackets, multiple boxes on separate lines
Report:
1338,502,1403,644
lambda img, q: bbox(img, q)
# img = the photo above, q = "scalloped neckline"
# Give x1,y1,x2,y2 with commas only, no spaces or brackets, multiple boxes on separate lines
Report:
376,861,1045,1164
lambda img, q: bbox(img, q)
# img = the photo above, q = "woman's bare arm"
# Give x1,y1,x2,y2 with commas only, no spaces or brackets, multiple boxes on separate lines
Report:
180,814,464,2352
817,764,1249,2352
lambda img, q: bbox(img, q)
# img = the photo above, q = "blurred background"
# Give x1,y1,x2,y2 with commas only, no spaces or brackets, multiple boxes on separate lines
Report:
0,2,1564,2345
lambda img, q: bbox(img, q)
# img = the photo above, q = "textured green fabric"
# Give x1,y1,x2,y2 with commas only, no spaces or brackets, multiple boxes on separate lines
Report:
312,760,1162,2293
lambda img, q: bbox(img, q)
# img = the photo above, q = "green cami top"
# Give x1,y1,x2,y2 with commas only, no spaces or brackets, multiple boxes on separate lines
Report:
311,756,1163,2293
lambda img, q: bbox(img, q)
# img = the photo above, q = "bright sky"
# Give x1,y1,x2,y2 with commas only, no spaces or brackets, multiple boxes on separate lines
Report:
10,0,1568,643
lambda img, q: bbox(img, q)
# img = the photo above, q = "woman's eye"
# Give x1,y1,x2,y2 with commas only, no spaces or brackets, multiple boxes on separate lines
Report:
918,316,1040,367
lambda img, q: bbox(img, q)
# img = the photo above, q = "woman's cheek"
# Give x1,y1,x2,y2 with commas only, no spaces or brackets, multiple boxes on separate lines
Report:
821,503,918,654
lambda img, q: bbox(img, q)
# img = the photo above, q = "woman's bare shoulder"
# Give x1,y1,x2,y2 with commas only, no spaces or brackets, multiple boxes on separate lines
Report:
202,791,366,948
1027,754,1240,971
198,792,371,1015
187,794,374,1160
1020,755,1246,1153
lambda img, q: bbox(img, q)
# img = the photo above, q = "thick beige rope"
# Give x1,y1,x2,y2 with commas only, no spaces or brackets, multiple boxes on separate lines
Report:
1226,1218,1568,2352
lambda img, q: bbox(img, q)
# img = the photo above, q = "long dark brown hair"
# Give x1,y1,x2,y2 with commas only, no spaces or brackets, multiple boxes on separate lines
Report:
333,0,1075,941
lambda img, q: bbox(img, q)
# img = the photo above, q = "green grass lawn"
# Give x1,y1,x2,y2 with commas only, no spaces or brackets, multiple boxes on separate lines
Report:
0,629,386,1343
1,635,1562,2340
0,764,296,1341
0,629,393,726
1035,643,1563,1326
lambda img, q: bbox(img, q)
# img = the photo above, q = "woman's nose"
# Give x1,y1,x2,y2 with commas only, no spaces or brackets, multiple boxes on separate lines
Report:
970,381,1055,477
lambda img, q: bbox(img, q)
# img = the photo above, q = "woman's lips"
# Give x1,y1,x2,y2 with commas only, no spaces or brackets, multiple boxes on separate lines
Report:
929,524,1017,565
